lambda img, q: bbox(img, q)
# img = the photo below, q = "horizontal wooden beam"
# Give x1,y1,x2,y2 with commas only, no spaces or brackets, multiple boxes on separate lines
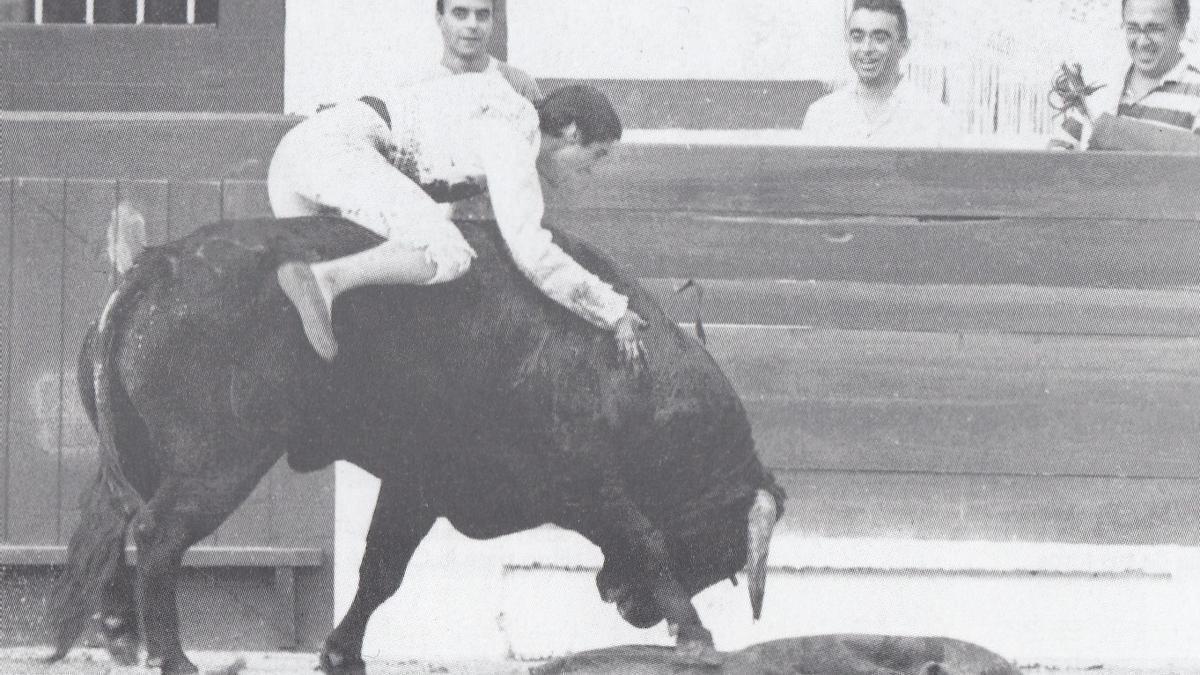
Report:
0,545,324,567
644,279,1200,336
2,116,295,179
549,145,1200,221
776,469,1200,545
703,325,1200,479
554,210,1200,288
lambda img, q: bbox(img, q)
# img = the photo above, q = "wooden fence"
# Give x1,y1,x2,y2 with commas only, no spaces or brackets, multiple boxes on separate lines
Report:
546,145,1200,546
0,177,331,648
3,143,1200,648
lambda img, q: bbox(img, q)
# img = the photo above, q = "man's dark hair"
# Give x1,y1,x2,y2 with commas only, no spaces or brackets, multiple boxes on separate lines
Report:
437,0,495,14
851,0,909,41
1121,0,1190,26
536,85,623,145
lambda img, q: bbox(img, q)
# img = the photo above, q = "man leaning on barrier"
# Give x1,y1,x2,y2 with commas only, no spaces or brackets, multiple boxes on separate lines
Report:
801,0,957,147
1050,0,1200,151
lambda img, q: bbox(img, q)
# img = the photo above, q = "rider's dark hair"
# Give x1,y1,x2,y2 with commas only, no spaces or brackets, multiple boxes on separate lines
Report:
535,85,623,145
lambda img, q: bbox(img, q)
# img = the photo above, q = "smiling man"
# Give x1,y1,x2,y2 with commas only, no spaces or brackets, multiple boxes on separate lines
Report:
1052,0,1200,149
426,0,543,103
802,0,956,147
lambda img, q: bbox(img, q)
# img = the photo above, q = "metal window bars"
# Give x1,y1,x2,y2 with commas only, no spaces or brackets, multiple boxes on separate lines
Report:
31,0,212,24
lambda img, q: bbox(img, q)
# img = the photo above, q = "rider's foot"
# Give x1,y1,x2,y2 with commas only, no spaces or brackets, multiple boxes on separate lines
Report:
277,262,338,361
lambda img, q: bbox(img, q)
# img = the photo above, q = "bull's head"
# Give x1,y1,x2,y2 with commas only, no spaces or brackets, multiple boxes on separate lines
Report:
596,486,782,628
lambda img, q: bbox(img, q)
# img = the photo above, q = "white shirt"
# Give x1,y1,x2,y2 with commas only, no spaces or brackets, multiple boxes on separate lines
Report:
801,77,959,147
382,74,628,329
418,56,544,103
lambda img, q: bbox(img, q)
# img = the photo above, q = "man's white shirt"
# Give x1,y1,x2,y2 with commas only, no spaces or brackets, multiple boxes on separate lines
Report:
801,76,959,147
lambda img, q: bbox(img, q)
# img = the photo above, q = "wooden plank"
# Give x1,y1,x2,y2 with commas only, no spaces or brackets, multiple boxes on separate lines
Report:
490,0,507,62
3,113,296,180
213,179,276,546
0,0,284,112
642,279,1200,336
168,180,222,241
775,469,1200,546
552,210,1200,287
705,326,1200,479
0,179,11,538
539,78,828,129
0,545,322,567
273,466,335,550
552,146,1200,221
58,180,118,542
750,399,1200,479
7,179,65,545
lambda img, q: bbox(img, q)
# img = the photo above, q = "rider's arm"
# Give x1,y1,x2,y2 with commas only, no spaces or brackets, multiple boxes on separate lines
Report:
474,119,629,330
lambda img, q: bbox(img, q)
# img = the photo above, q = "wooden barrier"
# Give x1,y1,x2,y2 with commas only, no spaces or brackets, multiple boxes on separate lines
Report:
545,145,1200,546
3,146,1199,647
0,177,331,647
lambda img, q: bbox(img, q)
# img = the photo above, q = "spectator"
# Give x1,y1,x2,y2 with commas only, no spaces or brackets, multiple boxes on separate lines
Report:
425,0,543,103
802,0,957,147
1051,0,1199,149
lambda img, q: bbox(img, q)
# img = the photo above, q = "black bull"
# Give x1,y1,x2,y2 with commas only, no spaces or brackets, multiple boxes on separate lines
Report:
46,216,786,674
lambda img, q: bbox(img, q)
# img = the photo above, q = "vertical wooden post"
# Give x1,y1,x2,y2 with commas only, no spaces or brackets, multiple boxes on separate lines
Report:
490,0,507,61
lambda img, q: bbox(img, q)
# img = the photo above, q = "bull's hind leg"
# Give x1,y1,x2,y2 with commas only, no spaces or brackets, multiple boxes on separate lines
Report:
320,479,435,675
134,437,284,674
97,563,139,665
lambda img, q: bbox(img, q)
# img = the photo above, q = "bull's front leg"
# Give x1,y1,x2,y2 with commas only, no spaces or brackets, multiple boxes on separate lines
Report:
581,483,721,665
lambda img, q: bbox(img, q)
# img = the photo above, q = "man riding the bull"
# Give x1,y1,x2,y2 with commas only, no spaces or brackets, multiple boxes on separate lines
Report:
268,75,645,362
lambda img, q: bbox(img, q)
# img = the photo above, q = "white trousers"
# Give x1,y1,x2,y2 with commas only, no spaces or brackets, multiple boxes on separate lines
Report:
267,101,476,283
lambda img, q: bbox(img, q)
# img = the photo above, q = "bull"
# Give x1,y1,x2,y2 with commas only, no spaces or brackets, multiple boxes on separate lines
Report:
46,215,786,674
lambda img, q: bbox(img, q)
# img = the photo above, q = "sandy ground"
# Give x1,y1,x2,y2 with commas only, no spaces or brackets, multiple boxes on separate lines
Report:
4,649,1200,675
0,649,530,674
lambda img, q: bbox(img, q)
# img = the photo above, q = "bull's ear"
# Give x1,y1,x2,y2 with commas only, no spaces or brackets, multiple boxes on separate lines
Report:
745,488,778,620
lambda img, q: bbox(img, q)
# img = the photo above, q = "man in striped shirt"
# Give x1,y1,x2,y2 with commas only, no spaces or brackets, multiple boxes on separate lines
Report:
1052,0,1200,149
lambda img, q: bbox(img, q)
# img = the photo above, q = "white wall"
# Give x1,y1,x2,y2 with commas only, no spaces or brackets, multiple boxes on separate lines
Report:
284,0,443,114
336,460,1200,663
508,0,847,81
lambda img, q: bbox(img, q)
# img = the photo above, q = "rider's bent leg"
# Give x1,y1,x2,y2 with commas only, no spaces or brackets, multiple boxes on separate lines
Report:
269,118,475,360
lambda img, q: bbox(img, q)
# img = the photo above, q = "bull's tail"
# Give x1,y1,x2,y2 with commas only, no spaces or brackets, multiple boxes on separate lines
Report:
46,255,164,661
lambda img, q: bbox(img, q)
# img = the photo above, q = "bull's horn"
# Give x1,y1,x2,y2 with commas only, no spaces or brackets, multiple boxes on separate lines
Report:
745,488,778,620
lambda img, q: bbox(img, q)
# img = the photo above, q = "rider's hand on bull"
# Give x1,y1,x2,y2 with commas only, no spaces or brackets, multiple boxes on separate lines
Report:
613,309,647,372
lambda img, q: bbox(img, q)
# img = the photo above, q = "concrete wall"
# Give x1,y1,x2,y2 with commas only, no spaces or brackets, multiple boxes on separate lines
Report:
336,462,1200,663
284,0,442,114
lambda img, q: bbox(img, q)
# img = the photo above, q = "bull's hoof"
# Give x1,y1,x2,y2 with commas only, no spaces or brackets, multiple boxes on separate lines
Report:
319,648,367,675
99,614,140,666
147,654,200,674
672,642,723,669
106,633,140,666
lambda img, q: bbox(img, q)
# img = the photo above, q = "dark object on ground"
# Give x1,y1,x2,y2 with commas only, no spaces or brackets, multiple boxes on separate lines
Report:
45,216,784,674
534,634,1021,675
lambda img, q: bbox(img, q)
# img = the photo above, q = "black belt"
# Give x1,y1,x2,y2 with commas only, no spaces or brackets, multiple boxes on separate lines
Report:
358,95,391,129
